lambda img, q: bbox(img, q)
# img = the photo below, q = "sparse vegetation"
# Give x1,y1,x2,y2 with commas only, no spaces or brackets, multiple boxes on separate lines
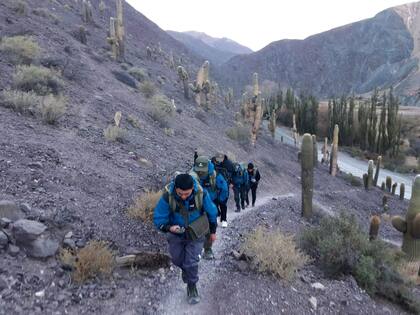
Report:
300,213,420,313
39,94,67,124
242,227,309,280
128,190,162,221
104,125,126,142
226,125,250,144
0,36,40,65
344,173,362,187
139,81,156,98
151,94,174,116
73,241,115,283
0,90,39,114
13,0,27,15
127,114,141,129
32,8,60,24
13,65,64,96
128,67,147,82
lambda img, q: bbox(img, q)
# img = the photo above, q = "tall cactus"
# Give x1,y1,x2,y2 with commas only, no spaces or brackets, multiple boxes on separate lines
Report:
250,73,262,147
367,160,374,189
81,0,93,23
225,87,233,108
329,124,339,176
292,114,298,146
301,134,314,218
369,215,381,241
373,155,381,186
392,175,420,261
108,17,118,59
386,176,392,192
312,135,318,167
177,66,189,99
114,111,122,127
322,137,328,163
400,183,405,200
392,183,398,195
115,0,125,61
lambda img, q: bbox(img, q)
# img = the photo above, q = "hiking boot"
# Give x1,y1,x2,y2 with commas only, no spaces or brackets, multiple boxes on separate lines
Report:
187,284,200,304
202,248,214,260
221,221,228,228
241,204,245,210
252,203,255,207
235,208,240,213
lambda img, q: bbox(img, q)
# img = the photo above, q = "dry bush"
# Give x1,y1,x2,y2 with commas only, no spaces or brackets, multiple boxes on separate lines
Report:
226,125,250,144
104,125,126,142
398,261,420,286
242,227,309,280
0,36,40,64
128,190,162,222
0,90,39,114
39,94,66,124
127,114,141,128
73,241,115,283
13,0,27,15
128,67,147,82
32,8,60,24
59,247,76,269
139,81,156,98
13,65,64,95
151,94,174,115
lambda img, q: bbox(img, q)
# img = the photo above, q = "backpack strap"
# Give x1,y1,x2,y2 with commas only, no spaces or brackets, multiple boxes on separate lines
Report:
209,173,216,191
163,182,203,214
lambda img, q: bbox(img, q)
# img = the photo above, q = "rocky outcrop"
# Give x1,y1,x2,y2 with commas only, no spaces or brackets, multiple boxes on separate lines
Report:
219,3,420,105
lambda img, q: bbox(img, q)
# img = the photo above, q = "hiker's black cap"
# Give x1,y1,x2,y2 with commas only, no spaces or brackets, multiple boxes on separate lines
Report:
248,162,254,169
174,173,194,190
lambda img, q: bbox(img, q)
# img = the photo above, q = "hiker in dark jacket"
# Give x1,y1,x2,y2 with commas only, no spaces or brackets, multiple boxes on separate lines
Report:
153,173,217,305
192,156,228,260
245,162,261,207
232,163,249,212
212,152,235,185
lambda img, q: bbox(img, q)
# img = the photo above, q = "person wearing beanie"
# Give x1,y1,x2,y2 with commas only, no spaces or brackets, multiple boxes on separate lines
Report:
246,162,261,207
153,173,217,305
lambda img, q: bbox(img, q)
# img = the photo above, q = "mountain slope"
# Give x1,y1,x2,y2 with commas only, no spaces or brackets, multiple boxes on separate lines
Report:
219,2,420,105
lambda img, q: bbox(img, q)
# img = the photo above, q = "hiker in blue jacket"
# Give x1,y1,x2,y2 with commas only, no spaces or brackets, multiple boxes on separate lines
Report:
153,173,217,305
192,156,228,260
232,163,249,212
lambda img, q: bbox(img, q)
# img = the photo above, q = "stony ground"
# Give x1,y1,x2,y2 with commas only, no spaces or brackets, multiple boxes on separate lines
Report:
0,0,418,314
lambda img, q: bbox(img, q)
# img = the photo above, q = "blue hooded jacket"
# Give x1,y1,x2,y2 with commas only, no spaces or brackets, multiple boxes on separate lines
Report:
196,161,229,203
232,163,249,187
153,179,218,234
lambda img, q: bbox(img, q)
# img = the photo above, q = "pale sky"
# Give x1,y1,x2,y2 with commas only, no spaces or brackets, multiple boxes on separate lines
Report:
126,0,413,51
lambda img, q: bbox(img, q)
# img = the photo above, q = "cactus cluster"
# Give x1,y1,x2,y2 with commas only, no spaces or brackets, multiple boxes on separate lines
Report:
189,61,211,110
329,124,339,176
267,99,279,138
301,134,314,218
108,0,125,61
392,175,420,261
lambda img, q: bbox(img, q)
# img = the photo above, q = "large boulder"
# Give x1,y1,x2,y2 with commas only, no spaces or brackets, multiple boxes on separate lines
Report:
0,200,24,221
12,219,47,243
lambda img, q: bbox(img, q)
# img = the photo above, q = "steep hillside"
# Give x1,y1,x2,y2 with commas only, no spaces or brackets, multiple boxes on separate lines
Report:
167,30,236,66
220,2,420,105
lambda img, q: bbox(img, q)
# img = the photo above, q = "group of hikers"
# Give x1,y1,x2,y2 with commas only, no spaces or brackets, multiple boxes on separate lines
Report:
153,151,261,304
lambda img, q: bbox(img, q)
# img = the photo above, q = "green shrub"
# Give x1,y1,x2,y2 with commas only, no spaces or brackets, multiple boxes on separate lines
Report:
38,94,66,124
226,125,249,144
344,173,362,187
139,81,156,98
0,90,39,114
151,94,174,116
13,65,64,95
149,108,169,128
13,0,27,15
128,67,147,82
242,227,309,280
127,114,141,129
0,36,40,64
300,213,420,313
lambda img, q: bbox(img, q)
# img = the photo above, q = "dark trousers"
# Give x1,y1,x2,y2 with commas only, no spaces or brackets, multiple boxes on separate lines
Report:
233,185,246,210
214,199,228,222
167,233,204,285
246,185,258,206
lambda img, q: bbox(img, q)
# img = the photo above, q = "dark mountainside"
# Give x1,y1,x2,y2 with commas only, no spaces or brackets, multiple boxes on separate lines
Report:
0,1,419,314
167,30,248,66
219,2,420,105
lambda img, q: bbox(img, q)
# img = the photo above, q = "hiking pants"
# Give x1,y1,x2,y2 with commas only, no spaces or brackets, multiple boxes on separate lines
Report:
233,185,246,210
214,199,228,222
246,184,258,206
167,233,204,285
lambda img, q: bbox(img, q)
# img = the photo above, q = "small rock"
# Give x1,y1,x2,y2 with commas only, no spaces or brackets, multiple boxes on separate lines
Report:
35,289,45,298
28,162,43,169
0,230,9,248
354,295,363,302
0,277,7,292
64,231,73,239
0,218,12,228
8,245,20,257
27,237,59,258
20,203,32,214
309,296,317,310
63,238,76,250
311,282,326,290
0,200,24,221
159,276,166,284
